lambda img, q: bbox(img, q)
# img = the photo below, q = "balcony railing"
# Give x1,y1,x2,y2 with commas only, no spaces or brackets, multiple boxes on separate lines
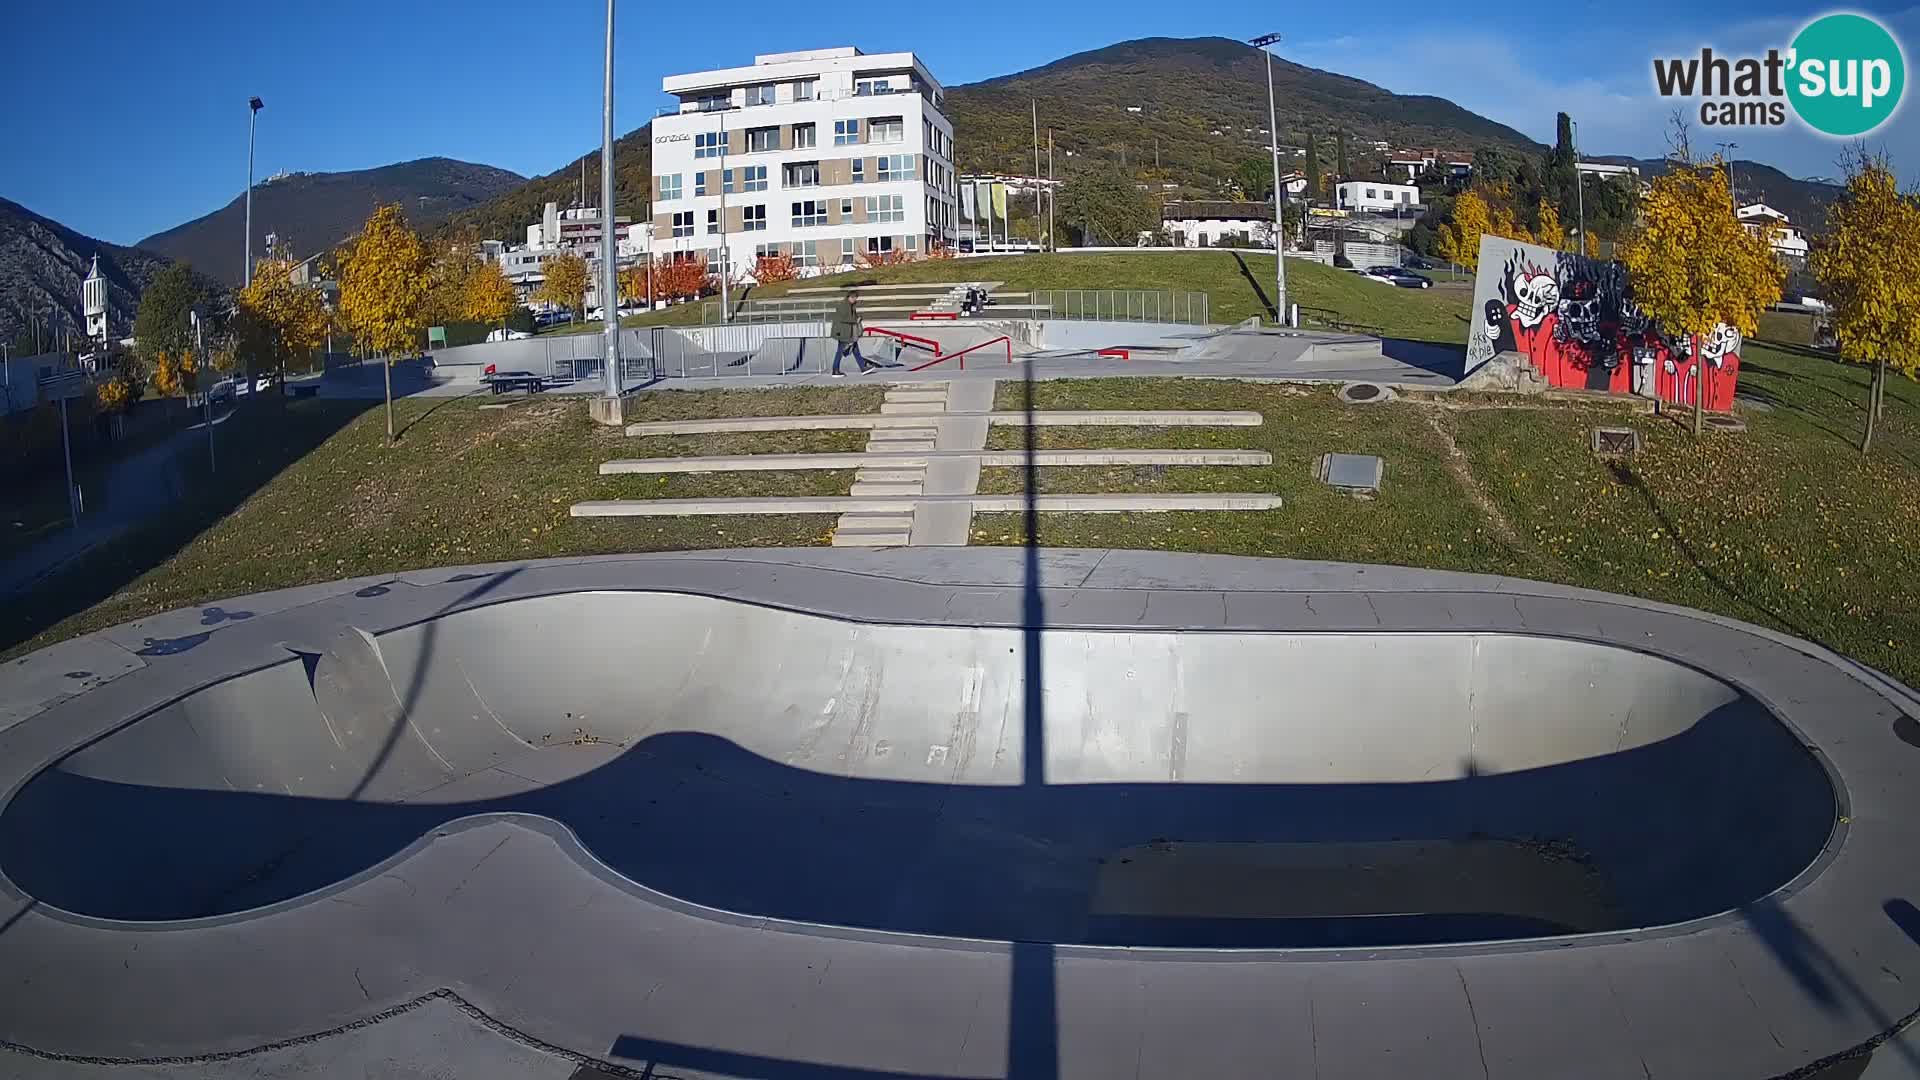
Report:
655,84,939,119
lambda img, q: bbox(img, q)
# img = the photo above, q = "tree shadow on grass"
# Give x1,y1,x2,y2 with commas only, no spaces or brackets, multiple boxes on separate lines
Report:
0,398,377,658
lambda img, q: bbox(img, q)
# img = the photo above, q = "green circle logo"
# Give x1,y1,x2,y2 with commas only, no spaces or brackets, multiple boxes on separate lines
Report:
1788,13,1906,136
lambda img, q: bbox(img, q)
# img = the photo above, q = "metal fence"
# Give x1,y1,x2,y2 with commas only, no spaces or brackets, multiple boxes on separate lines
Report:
1028,290,1209,325
699,299,839,325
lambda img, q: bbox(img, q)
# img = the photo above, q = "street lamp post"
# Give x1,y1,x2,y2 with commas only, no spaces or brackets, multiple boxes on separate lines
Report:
1250,33,1288,327
1571,119,1585,254
245,97,263,289
599,0,623,396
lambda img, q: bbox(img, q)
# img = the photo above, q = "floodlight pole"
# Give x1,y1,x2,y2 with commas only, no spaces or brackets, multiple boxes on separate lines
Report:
1572,119,1585,253
1251,33,1288,326
599,0,622,397
245,97,263,289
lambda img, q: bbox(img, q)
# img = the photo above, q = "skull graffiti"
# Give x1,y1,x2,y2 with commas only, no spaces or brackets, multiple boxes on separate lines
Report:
1514,274,1558,327
1555,279,1604,345
1699,322,1742,367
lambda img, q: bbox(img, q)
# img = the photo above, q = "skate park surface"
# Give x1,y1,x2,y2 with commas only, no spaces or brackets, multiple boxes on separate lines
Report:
1,549,1918,1078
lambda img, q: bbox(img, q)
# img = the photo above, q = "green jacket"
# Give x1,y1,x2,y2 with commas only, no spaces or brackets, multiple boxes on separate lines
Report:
830,296,858,343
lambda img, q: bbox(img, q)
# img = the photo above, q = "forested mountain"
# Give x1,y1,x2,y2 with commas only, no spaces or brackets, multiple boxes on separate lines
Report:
0,197,177,350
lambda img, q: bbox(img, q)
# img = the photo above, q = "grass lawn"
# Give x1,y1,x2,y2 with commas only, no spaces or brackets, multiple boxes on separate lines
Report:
554,253,1474,346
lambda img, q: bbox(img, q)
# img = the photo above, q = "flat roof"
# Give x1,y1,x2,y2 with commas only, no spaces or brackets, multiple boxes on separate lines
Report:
662,49,941,96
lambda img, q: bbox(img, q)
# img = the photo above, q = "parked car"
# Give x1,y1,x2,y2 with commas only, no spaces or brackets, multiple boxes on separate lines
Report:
485,327,532,342
1383,269,1434,289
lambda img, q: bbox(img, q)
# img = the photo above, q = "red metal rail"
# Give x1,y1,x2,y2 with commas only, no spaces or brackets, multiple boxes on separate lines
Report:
1097,347,1131,360
909,335,1012,372
909,311,960,321
862,326,941,356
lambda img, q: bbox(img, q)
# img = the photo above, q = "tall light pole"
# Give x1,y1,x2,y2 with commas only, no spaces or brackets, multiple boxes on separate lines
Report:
1716,141,1741,209
1250,33,1288,327
244,97,263,289
599,0,622,397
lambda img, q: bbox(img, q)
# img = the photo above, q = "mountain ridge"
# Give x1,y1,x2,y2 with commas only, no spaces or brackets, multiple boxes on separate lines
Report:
0,196,178,350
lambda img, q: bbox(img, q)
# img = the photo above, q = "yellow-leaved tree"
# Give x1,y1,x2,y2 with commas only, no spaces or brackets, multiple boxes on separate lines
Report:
235,256,330,404
537,254,590,320
1438,190,1495,271
462,260,518,331
1809,147,1920,455
1619,139,1783,435
152,350,183,398
339,204,429,443
424,243,483,327
1534,199,1566,250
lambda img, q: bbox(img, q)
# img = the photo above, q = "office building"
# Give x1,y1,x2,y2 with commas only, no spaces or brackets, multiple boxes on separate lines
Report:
649,47,960,280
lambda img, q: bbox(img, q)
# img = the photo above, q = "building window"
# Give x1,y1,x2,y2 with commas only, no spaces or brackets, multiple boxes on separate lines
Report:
692,93,728,112
792,123,816,149
795,240,819,268
745,127,778,153
866,235,895,254
695,172,707,197
792,200,828,227
783,162,819,188
833,119,860,145
852,159,864,184
742,205,766,231
721,168,734,194
793,78,816,101
876,154,913,181
755,242,782,261
694,132,725,160
839,198,854,218
707,209,720,234
855,78,892,96
744,83,775,107
1365,187,1377,199
866,195,904,223
671,211,694,238
842,237,855,260
659,174,682,201
740,165,767,192
906,235,918,252
870,117,904,144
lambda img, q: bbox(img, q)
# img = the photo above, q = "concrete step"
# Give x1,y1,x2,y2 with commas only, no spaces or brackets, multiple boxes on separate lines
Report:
864,440,935,454
832,529,912,548
835,513,915,531
629,414,944,436
987,410,1265,427
849,481,925,497
572,492,1281,518
882,390,949,404
879,402,945,415
853,469,926,484
599,449,1273,476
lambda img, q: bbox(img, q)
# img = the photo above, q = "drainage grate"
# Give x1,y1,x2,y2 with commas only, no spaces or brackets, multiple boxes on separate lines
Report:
1590,427,1642,457
1318,453,1384,494
1337,382,1394,405
1703,414,1748,433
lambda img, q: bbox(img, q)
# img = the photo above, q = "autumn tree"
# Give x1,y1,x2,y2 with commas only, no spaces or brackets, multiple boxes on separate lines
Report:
655,256,709,302
235,256,329,398
462,260,518,330
338,204,430,443
1619,142,1784,435
753,252,799,284
1810,147,1920,455
1436,190,1495,271
537,253,590,319
1534,199,1566,250
152,350,183,398
423,243,483,326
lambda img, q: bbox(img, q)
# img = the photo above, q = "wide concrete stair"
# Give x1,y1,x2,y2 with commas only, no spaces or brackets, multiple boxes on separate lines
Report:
834,385,949,546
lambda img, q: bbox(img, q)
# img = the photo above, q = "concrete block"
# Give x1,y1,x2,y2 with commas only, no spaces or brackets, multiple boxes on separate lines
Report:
988,410,1264,427
968,493,1284,513
850,482,924,497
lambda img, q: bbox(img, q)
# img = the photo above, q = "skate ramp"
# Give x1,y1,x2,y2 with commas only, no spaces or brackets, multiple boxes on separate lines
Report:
0,591,1835,944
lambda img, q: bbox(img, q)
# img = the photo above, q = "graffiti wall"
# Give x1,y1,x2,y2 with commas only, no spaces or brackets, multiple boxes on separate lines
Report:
1465,236,1742,411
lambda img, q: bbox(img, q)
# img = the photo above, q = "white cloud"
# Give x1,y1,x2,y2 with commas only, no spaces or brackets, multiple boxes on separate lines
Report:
1289,6,1920,184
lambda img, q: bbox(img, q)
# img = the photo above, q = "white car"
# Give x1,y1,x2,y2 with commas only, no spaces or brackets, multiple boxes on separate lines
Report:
485,328,532,342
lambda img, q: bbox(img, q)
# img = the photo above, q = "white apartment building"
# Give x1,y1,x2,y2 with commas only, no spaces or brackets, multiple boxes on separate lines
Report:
649,47,960,280
1738,202,1811,261
1335,180,1420,213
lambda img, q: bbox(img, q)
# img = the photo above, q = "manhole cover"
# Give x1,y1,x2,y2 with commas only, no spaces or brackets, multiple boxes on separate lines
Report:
1318,453,1384,494
1337,382,1395,405
1703,414,1748,433
1590,427,1642,457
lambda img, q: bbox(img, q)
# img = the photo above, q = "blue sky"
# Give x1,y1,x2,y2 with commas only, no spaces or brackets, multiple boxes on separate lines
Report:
1,0,1912,245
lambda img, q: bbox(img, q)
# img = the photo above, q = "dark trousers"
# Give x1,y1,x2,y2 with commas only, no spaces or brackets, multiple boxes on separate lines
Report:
831,339,869,374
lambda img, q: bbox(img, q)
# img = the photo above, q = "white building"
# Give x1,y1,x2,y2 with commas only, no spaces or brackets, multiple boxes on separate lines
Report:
1335,181,1419,213
524,201,631,263
649,47,960,281
1388,151,1470,183
1738,203,1810,261
1161,201,1274,248
1575,161,1640,180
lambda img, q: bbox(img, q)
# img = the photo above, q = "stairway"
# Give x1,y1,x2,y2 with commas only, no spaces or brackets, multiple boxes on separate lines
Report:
832,385,948,546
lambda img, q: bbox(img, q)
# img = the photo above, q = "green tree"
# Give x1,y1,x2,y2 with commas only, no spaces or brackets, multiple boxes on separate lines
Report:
1619,142,1784,435
1546,112,1579,222
1302,138,1320,202
235,256,329,404
1056,168,1156,247
1810,147,1920,455
1234,156,1273,201
132,262,209,359
338,204,430,443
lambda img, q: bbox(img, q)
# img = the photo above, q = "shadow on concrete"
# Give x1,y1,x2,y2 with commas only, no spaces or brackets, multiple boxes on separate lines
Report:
1380,338,1469,380
0,398,375,655
1739,894,1920,1075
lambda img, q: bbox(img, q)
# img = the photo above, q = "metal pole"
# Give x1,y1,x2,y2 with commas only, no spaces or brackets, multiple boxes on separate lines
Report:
719,108,729,321
194,312,214,474
599,0,622,398
1032,100,1042,250
59,395,76,529
245,98,261,289
1047,131,1055,253
1252,34,1288,326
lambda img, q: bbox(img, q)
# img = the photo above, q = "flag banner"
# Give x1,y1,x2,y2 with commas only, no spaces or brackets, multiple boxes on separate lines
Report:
990,183,1008,221
975,182,993,221
960,182,975,222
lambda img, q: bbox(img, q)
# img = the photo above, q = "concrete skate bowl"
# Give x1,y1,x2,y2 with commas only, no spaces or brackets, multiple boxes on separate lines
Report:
0,591,1837,949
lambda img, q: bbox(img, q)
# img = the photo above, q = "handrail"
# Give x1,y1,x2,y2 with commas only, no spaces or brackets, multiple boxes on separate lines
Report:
909,335,1011,372
862,326,941,356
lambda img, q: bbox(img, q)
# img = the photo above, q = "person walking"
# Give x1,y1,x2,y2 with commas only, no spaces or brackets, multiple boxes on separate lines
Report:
830,290,870,377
